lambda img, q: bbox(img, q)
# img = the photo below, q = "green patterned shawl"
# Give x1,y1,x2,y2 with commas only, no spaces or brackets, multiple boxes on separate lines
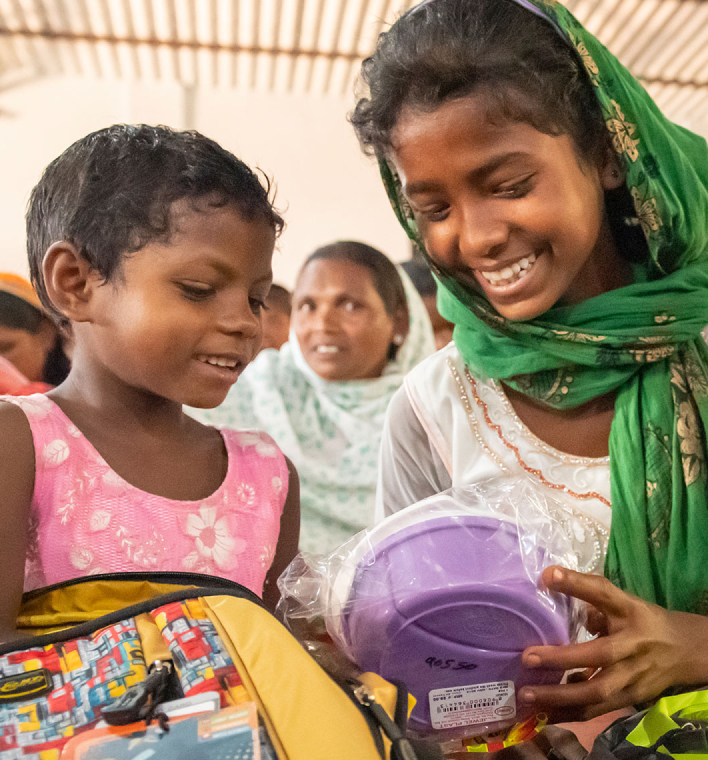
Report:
379,0,708,612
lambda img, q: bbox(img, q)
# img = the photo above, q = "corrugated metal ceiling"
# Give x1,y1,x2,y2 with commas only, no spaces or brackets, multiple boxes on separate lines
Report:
0,0,705,126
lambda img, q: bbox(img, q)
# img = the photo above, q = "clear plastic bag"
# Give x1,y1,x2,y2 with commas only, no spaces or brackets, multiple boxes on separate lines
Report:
278,479,584,742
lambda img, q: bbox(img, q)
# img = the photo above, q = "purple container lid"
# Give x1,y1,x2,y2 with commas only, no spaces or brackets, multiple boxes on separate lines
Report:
340,515,570,733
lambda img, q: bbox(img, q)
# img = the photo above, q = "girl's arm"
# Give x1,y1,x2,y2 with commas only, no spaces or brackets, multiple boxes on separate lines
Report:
0,402,35,643
519,567,708,722
262,457,300,612
376,386,450,521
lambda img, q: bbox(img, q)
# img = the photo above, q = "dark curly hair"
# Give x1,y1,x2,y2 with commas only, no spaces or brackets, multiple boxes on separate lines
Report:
350,0,607,164
27,124,284,324
350,0,647,262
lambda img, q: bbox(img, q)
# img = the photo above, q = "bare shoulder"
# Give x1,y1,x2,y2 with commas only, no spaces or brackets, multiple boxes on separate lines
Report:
0,401,37,638
0,400,34,447
0,400,35,482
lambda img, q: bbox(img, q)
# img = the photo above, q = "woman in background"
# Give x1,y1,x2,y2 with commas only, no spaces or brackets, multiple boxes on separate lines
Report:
0,273,70,394
195,241,435,553
259,283,292,352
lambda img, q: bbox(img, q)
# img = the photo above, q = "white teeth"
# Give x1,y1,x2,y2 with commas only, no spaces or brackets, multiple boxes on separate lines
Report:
198,355,238,368
316,345,340,354
479,252,538,287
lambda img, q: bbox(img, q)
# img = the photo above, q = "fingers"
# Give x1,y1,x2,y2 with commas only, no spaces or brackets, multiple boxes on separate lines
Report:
541,705,591,724
544,699,632,724
541,566,629,618
519,658,649,721
566,668,597,684
586,604,609,637
523,569,664,720
523,634,632,672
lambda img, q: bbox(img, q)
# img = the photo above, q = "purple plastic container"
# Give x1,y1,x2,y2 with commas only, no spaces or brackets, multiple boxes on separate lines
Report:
339,515,570,734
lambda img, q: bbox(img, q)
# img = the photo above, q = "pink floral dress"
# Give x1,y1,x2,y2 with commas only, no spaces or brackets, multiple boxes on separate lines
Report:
2,394,288,596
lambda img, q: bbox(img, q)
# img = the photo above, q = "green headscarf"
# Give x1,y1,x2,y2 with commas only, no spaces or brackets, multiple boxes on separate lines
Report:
379,0,708,612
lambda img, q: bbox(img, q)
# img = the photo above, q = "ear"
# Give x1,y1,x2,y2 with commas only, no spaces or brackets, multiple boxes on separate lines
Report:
391,306,410,348
599,146,625,191
42,242,97,324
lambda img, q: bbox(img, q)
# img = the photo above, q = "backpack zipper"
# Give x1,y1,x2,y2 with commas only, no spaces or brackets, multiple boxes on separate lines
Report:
352,682,420,760
3,582,262,656
101,659,174,726
21,571,251,602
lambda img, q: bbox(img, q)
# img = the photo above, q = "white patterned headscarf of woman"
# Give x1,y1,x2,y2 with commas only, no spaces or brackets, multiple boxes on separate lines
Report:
192,260,436,554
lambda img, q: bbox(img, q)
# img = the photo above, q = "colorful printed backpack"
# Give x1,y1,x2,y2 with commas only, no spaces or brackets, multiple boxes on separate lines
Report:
0,572,433,760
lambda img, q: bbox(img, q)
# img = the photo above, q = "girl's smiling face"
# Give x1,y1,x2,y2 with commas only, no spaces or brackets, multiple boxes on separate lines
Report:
69,202,275,409
390,94,627,321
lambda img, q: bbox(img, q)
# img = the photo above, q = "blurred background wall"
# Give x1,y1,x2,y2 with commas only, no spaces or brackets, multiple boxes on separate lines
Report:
0,78,407,285
0,0,706,285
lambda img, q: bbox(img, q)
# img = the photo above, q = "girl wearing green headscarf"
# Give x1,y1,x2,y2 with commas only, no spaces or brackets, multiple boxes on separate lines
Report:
351,0,708,722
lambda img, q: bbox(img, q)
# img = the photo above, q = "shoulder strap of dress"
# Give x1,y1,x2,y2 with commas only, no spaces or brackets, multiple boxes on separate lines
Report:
1,393,57,431
219,427,289,511
0,393,83,469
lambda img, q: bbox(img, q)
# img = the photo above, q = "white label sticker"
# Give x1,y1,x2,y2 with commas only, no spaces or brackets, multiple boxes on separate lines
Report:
428,680,516,730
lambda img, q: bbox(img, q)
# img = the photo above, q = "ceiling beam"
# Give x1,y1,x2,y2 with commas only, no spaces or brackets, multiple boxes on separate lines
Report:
0,26,705,92
0,26,363,61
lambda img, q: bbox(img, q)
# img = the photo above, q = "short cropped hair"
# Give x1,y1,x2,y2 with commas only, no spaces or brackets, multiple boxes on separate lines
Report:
27,124,284,323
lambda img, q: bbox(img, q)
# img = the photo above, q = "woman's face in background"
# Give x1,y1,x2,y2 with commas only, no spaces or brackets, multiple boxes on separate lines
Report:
0,319,55,382
292,259,399,381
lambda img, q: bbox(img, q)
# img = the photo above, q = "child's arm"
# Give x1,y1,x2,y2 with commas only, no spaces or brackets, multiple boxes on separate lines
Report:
262,457,300,613
0,402,35,643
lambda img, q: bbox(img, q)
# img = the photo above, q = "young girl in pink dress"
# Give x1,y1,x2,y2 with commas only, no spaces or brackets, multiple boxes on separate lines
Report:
0,125,300,642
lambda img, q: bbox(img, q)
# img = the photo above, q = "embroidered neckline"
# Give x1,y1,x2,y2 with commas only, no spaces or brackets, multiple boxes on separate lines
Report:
489,378,611,466
447,358,611,508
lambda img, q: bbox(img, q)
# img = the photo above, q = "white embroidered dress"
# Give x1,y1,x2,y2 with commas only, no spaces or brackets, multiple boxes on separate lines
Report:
376,343,611,574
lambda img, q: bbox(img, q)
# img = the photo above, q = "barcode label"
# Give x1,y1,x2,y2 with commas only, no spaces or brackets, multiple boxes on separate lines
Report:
428,680,516,730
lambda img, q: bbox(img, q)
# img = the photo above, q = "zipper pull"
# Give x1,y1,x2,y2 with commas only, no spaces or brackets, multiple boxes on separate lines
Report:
353,683,419,760
101,660,173,726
